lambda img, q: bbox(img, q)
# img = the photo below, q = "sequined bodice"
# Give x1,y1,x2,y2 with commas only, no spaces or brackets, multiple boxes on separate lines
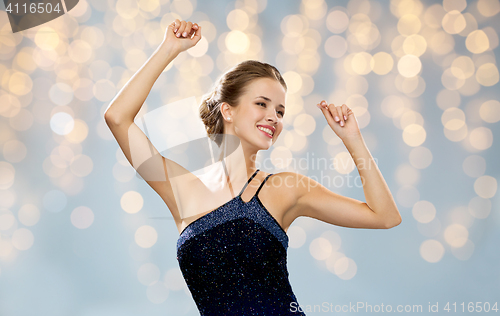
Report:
176,169,305,315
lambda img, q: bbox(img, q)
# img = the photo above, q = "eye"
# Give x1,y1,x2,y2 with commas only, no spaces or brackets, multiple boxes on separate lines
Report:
278,111,284,117
257,102,266,107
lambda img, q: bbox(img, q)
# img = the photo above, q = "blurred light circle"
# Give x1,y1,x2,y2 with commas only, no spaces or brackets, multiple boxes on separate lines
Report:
479,100,500,123
451,56,475,79
309,237,332,260
474,175,497,198
444,224,468,248
187,36,208,57
50,112,74,135
293,113,315,136
70,206,94,229
397,55,421,78
370,52,394,75
475,63,499,86
409,146,432,169
477,0,500,17
146,281,169,304
412,200,436,223
135,225,158,248
0,212,15,231
287,225,306,248
121,191,143,214
465,30,490,54
436,89,461,110
326,10,349,33
18,204,41,226
468,196,491,219
402,124,426,147
138,262,161,286
420,239,445,263
226,9,249,31
397,14,421,35
462,155,486,178
0,161,15,190
270,146,293,169
442,10,466,34
11,228,34,250
164,267,185,291
225,31,249,54
469,127,493,150
324,35,347,58
333,151,355,175
333,257,357,280
442,108,465,131
443,0,467,12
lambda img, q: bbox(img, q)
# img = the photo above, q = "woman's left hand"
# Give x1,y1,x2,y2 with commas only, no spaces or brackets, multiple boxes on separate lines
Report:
317,100,361,142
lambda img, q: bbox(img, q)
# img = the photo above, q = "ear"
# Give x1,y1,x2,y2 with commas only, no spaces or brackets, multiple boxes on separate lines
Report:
220,102,234,122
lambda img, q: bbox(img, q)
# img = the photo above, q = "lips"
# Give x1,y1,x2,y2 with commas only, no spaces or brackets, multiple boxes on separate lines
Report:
257,125,275,138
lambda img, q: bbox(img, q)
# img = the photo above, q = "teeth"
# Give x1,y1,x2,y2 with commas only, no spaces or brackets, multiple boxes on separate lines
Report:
258,126,273,136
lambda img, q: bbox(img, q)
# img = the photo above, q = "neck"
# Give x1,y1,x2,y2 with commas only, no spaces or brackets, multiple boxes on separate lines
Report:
218,134,259,181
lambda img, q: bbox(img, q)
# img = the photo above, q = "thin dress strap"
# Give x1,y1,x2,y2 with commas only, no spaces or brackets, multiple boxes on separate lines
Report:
237,169,260,196
255,173,273,197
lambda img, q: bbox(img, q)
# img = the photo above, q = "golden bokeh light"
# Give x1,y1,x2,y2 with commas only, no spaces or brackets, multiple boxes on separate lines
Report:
326,10,349,34
444,224,468,248
398,14,421,35
287,225,307,248
412,200,436,223
450,56,475,79
462,155,486,178
468,127,493,150
468,196,491,219
370,52,394,75
70,206,94,229
477,0,500,17
441,10,466,34
441,107,465,131
473,175,497,199
402,124,426,147
443,0,467,12
397,54,422,78
227,9,250,31
475,63,499,86
309,237,332,260
121,191,144,214
225,30,250,54
135,225,158,248
479,100,500,123
409,146,432,169
420,239,445,263
465,30,490,54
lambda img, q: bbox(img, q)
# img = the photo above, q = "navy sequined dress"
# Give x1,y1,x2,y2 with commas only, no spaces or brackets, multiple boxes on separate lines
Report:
177,169,305,315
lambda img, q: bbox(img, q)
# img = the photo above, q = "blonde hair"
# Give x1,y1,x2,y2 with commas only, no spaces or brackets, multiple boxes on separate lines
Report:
199,60,287,146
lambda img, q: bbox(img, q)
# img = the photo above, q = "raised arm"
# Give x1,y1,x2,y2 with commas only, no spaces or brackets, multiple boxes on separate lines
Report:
104,19,202,225
286,101,402,229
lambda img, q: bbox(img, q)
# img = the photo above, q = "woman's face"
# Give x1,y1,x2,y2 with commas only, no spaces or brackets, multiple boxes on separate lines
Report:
225,77,286,150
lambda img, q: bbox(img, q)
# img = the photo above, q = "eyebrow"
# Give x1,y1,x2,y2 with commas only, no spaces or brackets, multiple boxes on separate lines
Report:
255,96,285,110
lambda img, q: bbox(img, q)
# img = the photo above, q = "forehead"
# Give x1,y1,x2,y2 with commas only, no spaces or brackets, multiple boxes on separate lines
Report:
243,78,286,102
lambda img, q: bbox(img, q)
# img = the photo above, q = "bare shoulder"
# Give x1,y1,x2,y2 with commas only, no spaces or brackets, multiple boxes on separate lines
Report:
260,171,316,230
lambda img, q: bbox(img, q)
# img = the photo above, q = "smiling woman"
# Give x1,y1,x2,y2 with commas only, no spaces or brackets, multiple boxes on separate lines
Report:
104,17,401,316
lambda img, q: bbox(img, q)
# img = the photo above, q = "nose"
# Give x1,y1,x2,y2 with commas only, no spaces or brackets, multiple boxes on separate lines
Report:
266,109,278,123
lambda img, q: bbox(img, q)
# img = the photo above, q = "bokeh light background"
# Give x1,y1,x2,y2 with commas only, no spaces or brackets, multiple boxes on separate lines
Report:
1,0,499,315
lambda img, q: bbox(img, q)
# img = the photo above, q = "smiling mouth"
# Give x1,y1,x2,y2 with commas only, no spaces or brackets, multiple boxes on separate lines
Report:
257,126,274,138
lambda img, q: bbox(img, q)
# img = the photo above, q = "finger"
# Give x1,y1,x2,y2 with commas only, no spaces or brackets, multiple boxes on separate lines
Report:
318,101,337,127
340,104,348,121
173,19,180,33
183,21,193,37
189,23,199,37
191,25,202,42
337,105,345,127
328,104,341,123
176,20,186,37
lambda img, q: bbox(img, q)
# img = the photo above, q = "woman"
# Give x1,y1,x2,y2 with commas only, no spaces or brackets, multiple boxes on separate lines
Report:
105,19,401,315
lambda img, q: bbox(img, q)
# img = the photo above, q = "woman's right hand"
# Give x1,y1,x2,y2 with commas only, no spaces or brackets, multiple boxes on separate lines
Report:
162,19,202,56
